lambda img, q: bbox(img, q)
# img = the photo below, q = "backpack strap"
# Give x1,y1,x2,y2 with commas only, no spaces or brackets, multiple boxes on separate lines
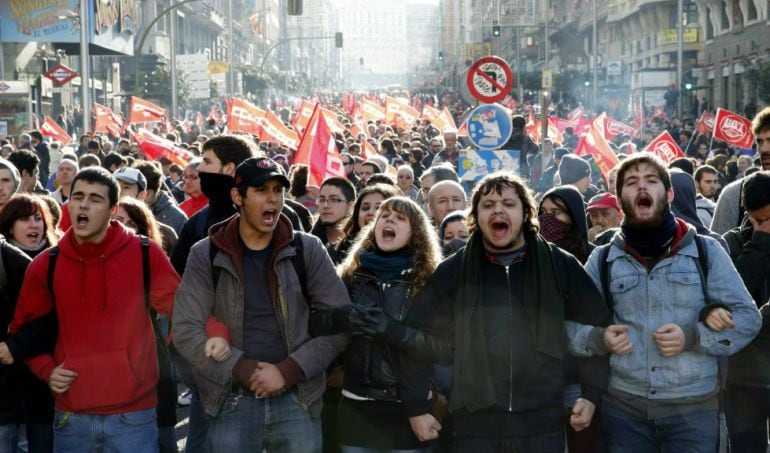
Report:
140,235,151,309
598,243,613,310
47,246,60,304
693,234,710,304
290,234,311,306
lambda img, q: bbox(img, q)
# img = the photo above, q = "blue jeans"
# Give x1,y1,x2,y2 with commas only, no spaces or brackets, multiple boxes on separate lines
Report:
0,424,19,453
206,390,321,452
52,408,158,453
602,403,718,453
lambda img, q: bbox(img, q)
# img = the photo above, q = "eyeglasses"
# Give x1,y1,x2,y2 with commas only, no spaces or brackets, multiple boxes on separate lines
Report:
183,174,199,181
317,197,346,205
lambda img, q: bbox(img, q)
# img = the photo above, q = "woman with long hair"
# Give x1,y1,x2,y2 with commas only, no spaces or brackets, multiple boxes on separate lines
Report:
313,197,444,452
0,194,58,259
0,193,57,452
328,183,400,265
114,197,163,247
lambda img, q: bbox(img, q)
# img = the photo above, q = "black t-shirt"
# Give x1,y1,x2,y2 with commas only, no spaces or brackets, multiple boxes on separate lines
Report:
241,241,287,362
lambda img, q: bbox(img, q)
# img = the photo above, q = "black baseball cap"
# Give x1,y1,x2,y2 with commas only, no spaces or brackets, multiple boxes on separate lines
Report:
234,157,290,189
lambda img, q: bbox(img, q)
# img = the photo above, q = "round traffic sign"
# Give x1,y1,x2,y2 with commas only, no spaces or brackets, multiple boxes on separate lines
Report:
466,103,513,150
466,56,513,104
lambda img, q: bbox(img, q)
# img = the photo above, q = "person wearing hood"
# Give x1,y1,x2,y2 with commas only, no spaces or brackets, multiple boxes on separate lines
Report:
9,167,180,452
538,185,593,264
0,158,21,209
669,168,728,251
133,160,188,234
539,185,604,453
559,154,599,202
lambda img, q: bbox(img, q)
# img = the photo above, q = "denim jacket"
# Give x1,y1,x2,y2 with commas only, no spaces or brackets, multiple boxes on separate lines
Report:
567,225,761,400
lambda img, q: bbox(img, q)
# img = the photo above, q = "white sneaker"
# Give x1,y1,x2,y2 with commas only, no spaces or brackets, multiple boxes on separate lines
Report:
177,389,192,406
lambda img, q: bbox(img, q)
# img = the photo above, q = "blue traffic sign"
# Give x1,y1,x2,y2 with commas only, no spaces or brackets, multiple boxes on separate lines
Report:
466,103,513,150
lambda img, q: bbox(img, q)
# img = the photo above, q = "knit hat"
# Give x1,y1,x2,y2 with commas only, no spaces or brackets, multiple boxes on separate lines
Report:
0,158,21,193
558,154,591,185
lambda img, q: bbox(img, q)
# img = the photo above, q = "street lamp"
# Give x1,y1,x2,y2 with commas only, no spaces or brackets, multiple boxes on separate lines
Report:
58,5,90,133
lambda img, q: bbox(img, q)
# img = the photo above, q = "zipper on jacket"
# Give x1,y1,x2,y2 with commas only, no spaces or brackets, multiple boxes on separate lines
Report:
505,264,514,412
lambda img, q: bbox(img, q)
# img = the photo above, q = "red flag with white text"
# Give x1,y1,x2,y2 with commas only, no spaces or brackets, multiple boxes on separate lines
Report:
713,108,755,149
574,113,620,180
129,96,166,124
603,116,639,140
226,98,265,135
129,129,193,166
93,103,124,135
259,110,300,150
695,111,715,135
644,130,684,163
40,116,71,144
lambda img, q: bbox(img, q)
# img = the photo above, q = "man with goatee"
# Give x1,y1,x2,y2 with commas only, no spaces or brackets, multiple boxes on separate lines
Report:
569,153,761,452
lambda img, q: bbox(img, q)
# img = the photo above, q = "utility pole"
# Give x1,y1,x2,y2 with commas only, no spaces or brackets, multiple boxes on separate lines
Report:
228,0,235,97
79,0,91,133
170,0,178,119
676,0,684,118
592,0,598,110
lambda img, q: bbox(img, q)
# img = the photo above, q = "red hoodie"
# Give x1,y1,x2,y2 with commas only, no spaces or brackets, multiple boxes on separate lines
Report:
10,221,180,415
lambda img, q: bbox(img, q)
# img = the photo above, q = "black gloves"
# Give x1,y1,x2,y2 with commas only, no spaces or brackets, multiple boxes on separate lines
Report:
349,305,390,338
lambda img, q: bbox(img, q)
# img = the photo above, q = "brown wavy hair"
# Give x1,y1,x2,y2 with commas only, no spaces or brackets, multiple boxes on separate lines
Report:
116,197,163,246
467,171,539,237
0,194,58,247
339,196,441,293
342,183,400,240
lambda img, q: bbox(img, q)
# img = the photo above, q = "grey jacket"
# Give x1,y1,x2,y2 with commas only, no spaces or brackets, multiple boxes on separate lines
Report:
710,178,742,234
172,214,350,417
152,190,187,234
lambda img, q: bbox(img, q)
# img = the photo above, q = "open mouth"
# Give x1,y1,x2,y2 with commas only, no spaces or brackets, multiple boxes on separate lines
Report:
635,194,653,214
26,231,40,242
490,220,509,239
382,227,396,240
76,214,89,228
262,209,278,224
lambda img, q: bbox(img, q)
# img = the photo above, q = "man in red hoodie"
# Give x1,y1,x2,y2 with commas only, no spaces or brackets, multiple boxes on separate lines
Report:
10,167,180,452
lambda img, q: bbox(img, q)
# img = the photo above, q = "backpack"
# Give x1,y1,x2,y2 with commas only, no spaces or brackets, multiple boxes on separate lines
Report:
597,234,728,388
209,233,311,305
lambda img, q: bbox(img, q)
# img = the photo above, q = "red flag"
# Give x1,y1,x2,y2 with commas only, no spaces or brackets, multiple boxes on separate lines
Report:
226,98,265,135
644,130,684,163
650,106,666,123
93,103,123,135
603,116,638,140
195,112,205,127
259,111,300,150
361,98,386,123
568,106,585,121
208,105,222,124
574,113,620,180
362,140,376,160
181,120,191,134
530,119,565,144
549,116,573,133
502,95,519,111
385,96,419,130
293,100,318,132
713,108,755,149
695,111,715,135
129,96,166,124
129,129,193,166
293,106,345,187
632,100,645,131
439,107,457,132
40,116,71,144
321,108,346,135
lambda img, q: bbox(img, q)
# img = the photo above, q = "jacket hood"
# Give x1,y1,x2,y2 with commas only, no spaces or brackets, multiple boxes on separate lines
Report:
58,220,135,261
153,190,175,212
540,185,588,241
199,172,235,210
670,169,710,235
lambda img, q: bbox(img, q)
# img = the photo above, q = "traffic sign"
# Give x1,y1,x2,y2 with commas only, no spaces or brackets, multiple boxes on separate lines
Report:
466,56,513,104
43,64,78,86
466,103,513,150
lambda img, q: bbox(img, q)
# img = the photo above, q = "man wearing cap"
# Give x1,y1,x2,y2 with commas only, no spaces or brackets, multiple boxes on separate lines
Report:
537,147,570,195
173,157,350,452
586,193,622,245
113,167,148,201
0,158,21,209
559,154,599,202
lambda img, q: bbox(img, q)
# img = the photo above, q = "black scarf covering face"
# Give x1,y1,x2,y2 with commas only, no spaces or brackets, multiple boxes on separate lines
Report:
451,231,565,412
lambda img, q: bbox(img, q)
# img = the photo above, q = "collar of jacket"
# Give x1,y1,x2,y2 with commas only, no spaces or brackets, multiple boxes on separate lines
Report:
209,212,295,305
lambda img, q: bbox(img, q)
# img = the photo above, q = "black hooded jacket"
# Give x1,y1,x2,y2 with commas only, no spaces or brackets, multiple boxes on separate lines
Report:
539,185,593,264
669,169,728,251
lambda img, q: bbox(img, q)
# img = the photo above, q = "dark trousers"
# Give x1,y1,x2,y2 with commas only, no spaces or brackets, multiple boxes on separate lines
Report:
453,428,564,453
566,406,606,453
724,384,770,453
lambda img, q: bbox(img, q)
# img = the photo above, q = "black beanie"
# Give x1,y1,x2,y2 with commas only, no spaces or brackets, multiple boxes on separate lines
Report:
558,154,591,185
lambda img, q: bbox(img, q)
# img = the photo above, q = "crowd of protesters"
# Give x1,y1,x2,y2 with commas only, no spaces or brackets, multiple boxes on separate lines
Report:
0,95,767,453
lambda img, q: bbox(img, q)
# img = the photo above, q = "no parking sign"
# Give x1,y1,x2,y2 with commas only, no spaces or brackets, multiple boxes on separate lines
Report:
465,56,514,104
